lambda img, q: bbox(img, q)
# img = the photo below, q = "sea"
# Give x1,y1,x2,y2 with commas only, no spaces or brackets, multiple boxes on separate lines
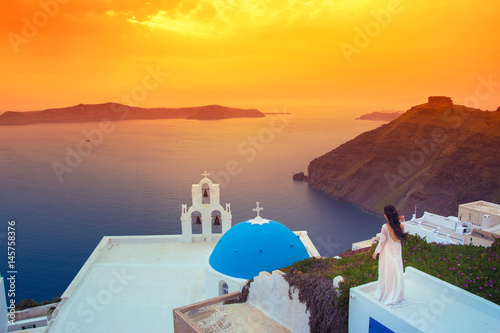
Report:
0,115,386,302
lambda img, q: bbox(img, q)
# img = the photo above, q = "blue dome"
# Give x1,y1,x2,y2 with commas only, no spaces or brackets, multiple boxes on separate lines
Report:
209,219,310,280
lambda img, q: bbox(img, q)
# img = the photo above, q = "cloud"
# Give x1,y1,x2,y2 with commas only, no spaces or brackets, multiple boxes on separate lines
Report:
116,0,373,37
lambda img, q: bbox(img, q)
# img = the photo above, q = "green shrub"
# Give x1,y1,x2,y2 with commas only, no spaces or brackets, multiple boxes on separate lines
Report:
402,235,499,301
15,299,38,311
16,296,61,311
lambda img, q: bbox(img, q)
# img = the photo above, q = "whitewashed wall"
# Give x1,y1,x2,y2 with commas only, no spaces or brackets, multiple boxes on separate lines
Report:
404,222,462,245
204,264,247,300
248,270,310,333
415,212,460,230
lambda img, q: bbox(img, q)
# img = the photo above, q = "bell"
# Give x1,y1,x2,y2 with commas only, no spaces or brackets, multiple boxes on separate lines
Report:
195,216,201,225
214,216,221,226
203,189,209,198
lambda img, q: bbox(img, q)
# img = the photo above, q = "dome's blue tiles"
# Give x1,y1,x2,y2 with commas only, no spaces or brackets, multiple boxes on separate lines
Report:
209,220,310,279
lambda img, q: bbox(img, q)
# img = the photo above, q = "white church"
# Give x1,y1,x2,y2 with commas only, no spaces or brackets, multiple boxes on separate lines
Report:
6,172,318,332
3,173,499,333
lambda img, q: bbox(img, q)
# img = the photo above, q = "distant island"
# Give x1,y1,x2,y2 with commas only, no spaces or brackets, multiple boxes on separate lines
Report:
0,103,265,125
308,96,500,216
356,110,404,121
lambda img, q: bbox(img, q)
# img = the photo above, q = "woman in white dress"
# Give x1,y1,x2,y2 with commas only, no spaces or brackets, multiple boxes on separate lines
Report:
372,205,408,305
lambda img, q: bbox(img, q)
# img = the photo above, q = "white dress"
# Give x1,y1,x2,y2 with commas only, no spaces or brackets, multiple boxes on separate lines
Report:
374,224,405,305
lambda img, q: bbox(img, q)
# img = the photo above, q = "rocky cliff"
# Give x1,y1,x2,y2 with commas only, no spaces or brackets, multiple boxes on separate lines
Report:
307,96,500,217
0,103,264,125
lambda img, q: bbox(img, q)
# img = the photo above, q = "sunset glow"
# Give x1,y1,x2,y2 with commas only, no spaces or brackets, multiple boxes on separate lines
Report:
1,0,499,116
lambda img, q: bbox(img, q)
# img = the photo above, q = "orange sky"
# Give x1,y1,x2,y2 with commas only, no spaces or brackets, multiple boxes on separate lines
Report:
1,0,499,117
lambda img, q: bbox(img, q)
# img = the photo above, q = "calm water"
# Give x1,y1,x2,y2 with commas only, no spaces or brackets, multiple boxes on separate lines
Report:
0,115,386,302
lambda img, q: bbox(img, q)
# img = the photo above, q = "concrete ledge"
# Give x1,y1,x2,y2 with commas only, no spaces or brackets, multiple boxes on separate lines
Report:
7,316,48,332
294,231,320,257
14,303,59,321
43,299,67,333
349,267,500,333
108,235,182,244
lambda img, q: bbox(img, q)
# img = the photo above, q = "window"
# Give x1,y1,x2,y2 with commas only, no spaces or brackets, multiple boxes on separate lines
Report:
220,281,229,295
369,317,394,333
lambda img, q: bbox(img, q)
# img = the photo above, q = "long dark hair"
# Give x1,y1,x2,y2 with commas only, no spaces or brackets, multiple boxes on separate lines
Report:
384,205,408,241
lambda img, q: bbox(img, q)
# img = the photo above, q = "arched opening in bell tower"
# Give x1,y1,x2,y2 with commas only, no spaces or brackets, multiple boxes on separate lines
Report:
191,211,202,234
201,183,210,205
211,210,222,234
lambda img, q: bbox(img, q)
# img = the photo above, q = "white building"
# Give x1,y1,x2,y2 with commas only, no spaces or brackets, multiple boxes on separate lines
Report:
353,211,467,250
404,211,465,245
459,200,500,229
459,201,500,246
403,201,500,247
34,172,318,333
354,201,500,250
205,202,314,299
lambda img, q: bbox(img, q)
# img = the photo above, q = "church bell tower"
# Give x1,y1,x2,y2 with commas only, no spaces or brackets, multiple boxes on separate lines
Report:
180,171,232,242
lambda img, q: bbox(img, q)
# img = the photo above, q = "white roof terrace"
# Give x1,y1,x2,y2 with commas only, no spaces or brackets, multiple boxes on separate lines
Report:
46,235,217,333
44,230,318,333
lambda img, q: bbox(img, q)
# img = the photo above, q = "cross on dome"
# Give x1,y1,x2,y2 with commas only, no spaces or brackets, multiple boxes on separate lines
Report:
248,201,270,225
253,201,263,217
202,171,210,179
